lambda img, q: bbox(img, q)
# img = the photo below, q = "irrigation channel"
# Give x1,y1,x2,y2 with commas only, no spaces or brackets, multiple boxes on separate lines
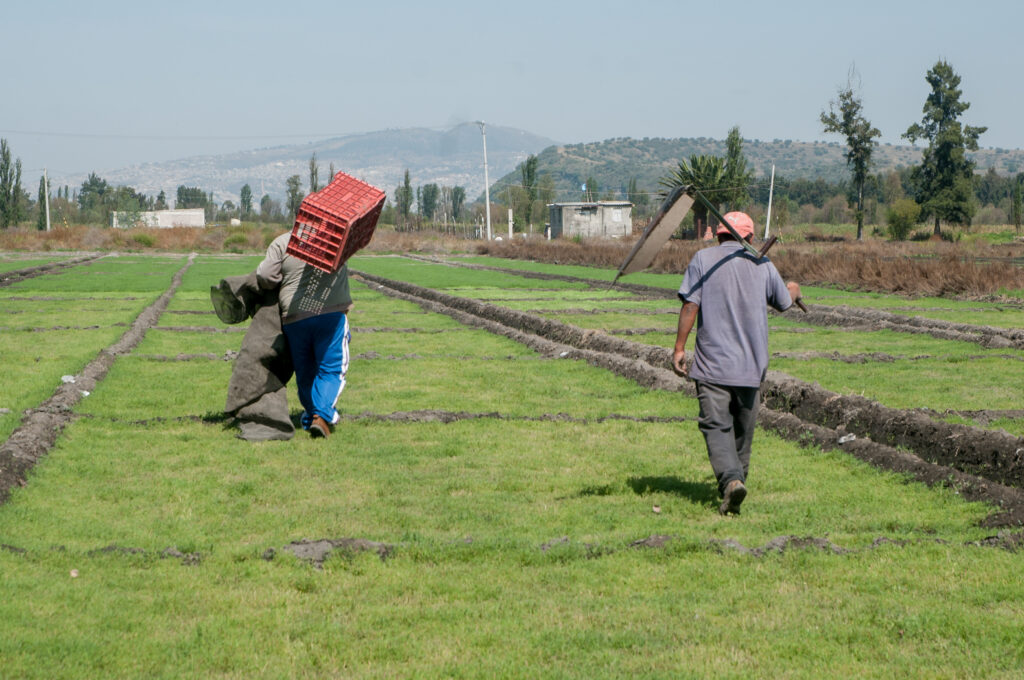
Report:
353,257,1024,529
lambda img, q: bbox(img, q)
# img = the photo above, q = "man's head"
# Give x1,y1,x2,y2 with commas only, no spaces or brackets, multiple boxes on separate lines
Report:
716,211,755,242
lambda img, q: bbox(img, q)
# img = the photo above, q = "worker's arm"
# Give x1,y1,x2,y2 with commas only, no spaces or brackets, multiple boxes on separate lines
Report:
672,301,699,376
256,235,287,289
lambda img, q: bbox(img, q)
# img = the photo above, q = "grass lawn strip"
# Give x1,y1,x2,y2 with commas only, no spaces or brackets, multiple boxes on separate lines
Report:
0,255,195,503
3,255,1024,677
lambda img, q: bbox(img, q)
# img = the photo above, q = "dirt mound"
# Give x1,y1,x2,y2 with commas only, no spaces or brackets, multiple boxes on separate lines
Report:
272,538,393,568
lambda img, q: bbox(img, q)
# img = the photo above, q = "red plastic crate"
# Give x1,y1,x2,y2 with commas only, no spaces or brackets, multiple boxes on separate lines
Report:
286,172,386,273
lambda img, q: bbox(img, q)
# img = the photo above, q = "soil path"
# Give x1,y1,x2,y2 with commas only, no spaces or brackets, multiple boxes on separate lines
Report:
0,255,195,503
407,255,1024,350
353,269,1024,526
0,254,105,288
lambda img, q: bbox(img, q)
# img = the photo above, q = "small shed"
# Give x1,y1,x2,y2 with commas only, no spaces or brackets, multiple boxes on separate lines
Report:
547,201,633,238
111,208,205,229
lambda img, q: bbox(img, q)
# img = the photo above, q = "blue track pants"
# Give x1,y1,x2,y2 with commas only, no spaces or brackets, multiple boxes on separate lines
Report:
282,312,350,429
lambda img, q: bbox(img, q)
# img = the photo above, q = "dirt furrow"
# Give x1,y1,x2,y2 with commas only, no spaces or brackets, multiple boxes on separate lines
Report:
408,254,1024,350
354,269,1024,525
0,254,196,504
0,254,105,288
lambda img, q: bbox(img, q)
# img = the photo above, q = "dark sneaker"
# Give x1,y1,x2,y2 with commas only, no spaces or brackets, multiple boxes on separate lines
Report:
309,415,331,439
718,480,747,515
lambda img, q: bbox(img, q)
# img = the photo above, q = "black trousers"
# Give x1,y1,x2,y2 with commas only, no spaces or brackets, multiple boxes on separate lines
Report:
694,381,760,496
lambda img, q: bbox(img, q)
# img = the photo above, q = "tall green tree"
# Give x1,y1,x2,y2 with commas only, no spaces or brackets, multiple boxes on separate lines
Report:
821,73,881,240
154,190,168,210
722,126,754,211
309,153,320,193
420,183,439,220
285,175,304,218
239,184,253,217
451,186,466,221
394,170,413,225
0,140,25,228
1013,180,1022,235
520,154,538,225
660,154,726,238
36,176,47,230
902,60,987,235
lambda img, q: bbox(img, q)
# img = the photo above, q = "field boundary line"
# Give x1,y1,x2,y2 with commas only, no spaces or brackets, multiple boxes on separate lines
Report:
0,254,105,288
0,254,196,504
407,254,1024,349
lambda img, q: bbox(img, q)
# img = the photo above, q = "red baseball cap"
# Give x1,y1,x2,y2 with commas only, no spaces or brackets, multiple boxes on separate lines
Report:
716,211,755,239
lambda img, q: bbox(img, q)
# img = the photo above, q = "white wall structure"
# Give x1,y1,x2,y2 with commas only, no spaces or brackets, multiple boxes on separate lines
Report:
111,208,205,228
547,201,633,239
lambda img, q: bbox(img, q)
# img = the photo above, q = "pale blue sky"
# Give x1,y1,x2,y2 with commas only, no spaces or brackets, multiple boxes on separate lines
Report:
4,0,1021,181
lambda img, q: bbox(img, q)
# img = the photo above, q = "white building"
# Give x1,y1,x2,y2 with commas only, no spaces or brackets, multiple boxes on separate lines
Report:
111,208,205,229
547,201,633,238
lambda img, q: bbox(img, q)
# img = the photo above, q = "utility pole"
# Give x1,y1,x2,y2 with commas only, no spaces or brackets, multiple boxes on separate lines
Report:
43,168,51,232
475,121,491,240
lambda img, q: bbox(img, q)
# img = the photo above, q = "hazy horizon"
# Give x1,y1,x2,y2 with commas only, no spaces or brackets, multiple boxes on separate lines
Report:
5,0,1022,184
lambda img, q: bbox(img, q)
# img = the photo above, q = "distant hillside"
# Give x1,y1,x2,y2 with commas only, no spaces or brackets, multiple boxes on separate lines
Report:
54,123,556,206
488,136,1024,203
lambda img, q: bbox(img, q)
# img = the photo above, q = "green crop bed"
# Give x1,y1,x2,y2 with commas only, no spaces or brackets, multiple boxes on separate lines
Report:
1,254,1022,678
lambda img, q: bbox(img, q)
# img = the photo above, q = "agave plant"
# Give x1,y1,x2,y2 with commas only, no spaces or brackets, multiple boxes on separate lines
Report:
659,154,726,239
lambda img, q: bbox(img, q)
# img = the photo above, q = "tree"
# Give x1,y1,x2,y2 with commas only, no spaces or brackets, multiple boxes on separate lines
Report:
394,170,413,225
1013,180,1022,235
285,175,304,218
903,60,987,235
520,154,538,225
175,185,206,209
886,198,920,241
260,193,276,219
582,176,599,202
309,153,320,193
36,176,47,230
155,190,168,211
239,184,253,217
722,126,754,211
420,183,439,220
0,139,24,228
627,176,650,218
451,186,466,221
821,71,881,240
660,154,726,238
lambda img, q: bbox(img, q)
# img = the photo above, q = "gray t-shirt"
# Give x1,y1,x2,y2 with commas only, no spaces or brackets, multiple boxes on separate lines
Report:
678,241,792,387
256,232,353,324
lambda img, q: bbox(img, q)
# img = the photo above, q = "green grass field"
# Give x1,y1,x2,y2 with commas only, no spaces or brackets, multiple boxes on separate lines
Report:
1,253,1022,678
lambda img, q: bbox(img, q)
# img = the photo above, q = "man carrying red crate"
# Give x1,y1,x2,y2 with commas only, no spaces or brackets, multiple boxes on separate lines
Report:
256,232,352,438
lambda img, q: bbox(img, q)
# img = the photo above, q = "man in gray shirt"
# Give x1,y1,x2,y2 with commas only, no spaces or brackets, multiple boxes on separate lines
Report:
672,211,801,514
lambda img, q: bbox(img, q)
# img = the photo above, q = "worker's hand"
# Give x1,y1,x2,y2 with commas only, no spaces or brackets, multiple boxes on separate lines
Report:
672,348,688,377
787,281,802,302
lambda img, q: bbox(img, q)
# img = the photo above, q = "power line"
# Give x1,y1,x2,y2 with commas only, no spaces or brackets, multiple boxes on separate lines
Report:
0,129,348,141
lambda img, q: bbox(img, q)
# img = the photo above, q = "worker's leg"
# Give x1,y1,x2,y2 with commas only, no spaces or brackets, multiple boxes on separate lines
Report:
730,386,761,480
308,312,350,425
695,381,744,496
282,316,318,429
